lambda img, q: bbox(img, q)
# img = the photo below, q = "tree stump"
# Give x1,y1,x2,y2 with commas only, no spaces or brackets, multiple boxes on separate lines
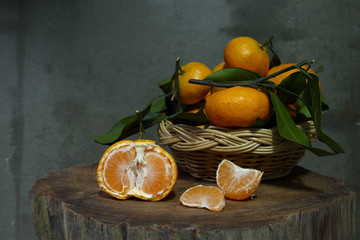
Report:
29,163,355,240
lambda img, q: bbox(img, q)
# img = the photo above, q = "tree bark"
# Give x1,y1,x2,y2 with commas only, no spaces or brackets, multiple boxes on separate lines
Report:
29,163,355,240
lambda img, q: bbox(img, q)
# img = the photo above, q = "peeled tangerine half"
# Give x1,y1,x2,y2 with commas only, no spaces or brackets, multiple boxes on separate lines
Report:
216,159,263,200
180,185,225,212
97,139,178,201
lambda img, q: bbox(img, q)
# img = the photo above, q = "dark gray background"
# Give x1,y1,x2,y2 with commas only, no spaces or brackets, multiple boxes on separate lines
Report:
1,0,359,239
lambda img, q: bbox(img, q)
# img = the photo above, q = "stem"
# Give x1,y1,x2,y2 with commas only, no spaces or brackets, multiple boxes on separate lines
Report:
178,61,185,75
135,110,144,139
171,58,181,101
251,59,315,83
173,58,183,111
260,34,275,50
167,57,186,114
175,57,182,74
189,59,315,88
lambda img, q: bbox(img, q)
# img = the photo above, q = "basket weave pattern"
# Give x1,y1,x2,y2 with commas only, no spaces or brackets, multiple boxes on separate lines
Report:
158,120,316,181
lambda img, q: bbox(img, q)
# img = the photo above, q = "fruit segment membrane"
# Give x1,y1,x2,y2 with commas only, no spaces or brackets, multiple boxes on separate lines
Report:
180,185,225,212
216,159,263,200
102,143,174,199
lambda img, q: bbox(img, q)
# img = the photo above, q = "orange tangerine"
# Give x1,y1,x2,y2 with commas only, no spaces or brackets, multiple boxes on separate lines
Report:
97,139,178,201
205,86,271,128
224,36,270,76
216,160,263,200
174,62,212,105
180,185,225,212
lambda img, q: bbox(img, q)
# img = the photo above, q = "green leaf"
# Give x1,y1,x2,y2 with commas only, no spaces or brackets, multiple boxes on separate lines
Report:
269,91,338,156
296,101,311,121
296,75,329,121
297,82,313,121
266,34,281,69
249,117,273,128
306,147,342,157
158,76,173,94
150,97,167,113
204,67,260,84
93,95,169,145
320,92,329,113
269,50,281,69
314,65,324,74
289,71,344,156
277,72,307,104
170,107,209,125
93,112,148,145
269,91,311,147
304,73,345,154
143,112,169,127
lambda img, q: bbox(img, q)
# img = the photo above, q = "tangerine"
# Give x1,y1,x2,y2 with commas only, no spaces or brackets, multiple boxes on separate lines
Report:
216,160,263,200
211,62,228,93
266,63,320,89
224,36,270,76
187,107,206,115
205,86,271,128
174,62,212,105
97,139,178,201
212,62,227,72
180,185,225,212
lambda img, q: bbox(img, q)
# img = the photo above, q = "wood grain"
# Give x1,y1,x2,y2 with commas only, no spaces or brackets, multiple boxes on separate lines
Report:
30,163,355,240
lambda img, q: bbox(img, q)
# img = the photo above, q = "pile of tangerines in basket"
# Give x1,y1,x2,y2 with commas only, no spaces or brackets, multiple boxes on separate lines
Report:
95,35,343,212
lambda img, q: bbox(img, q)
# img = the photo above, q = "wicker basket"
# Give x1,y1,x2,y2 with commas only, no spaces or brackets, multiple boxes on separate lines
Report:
158,120,316,181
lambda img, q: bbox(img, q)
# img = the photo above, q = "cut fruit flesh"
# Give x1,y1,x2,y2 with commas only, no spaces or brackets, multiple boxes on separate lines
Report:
216,159,263,200
97,140,178,201
180,185,225,212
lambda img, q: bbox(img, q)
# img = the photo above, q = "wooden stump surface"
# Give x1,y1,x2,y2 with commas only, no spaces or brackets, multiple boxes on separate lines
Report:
30,163,356,240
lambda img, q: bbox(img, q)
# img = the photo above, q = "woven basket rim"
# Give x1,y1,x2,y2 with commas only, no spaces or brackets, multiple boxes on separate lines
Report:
158,120,316,155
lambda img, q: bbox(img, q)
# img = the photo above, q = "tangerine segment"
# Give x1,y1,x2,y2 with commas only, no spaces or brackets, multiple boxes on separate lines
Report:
141,150,175,197
97,139,178,201
100,143,136,197
180,185,225,212
216,160,263,200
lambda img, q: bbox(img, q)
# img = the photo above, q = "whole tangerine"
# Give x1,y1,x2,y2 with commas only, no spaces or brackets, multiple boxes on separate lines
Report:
174,62,212,105
205,86,271,128
224,36,270,76
266,63,319,89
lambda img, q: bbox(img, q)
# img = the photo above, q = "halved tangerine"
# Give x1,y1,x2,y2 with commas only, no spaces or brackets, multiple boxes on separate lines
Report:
216,159,263,200
180,185,225,212
97,139,178,201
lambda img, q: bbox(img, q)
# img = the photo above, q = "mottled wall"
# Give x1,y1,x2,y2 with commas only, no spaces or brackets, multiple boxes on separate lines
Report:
0,0,359,239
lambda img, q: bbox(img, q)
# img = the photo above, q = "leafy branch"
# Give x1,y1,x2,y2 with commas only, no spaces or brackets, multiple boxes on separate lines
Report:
187,60,344,156
93,46,344,156
188,59,314,88
92,58,208,145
